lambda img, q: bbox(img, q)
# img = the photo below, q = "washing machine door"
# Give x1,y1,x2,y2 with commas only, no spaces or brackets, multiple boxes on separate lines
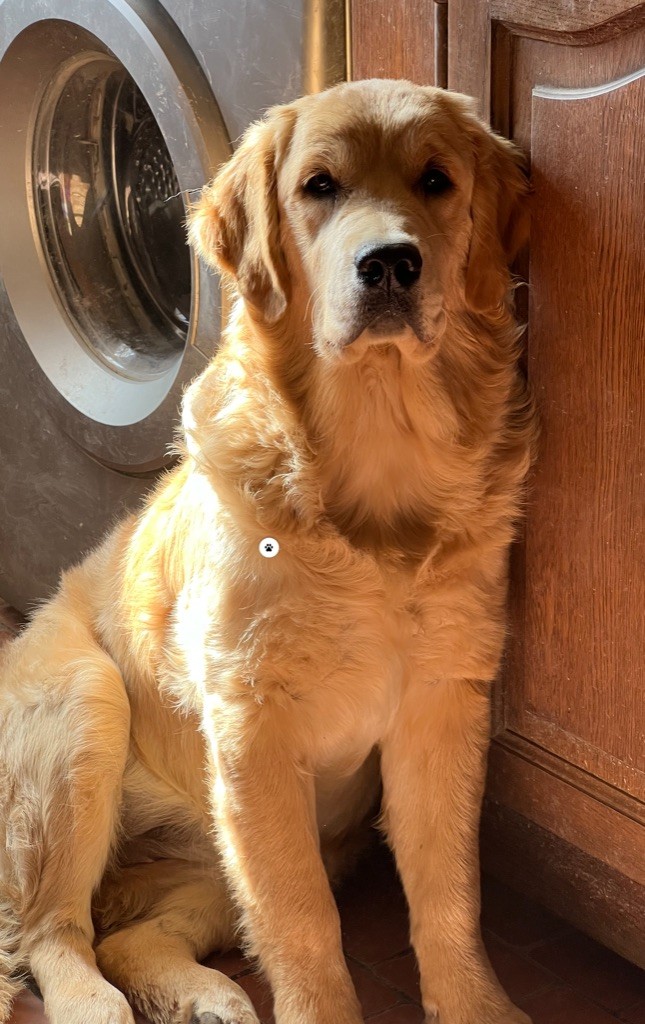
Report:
0,1,229,610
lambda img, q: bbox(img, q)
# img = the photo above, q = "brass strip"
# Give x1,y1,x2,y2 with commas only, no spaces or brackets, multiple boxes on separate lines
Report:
304,0,347,93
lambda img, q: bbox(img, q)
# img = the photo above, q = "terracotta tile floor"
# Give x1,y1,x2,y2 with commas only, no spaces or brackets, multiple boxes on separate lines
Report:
2,606,644,1024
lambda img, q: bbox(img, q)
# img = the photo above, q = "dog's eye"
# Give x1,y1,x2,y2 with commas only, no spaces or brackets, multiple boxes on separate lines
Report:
420,167,453,195
303,173,339,198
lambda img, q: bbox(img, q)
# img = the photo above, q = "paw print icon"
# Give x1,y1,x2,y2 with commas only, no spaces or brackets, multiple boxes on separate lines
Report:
259,537,280,558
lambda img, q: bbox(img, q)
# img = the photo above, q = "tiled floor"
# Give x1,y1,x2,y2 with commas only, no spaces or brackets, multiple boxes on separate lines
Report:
2,606,644,1024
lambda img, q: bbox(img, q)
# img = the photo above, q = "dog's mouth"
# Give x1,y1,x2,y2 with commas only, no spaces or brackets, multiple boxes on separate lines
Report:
340,318,437,367
346,304,428,350
333,291,446,365
365,311,411,336
350,289,430,344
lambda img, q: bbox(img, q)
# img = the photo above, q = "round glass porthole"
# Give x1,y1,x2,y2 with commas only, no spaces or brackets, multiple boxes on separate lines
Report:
34,56,190,381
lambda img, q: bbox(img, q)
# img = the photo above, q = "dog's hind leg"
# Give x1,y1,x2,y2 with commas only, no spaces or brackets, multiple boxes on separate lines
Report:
2,625,134,1024
95,862,259,1024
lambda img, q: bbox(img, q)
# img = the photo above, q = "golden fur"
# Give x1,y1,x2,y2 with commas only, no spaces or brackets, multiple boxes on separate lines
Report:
0,80,537,1024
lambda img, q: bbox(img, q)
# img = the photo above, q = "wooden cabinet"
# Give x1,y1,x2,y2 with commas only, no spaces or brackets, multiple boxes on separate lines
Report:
350,0,645,966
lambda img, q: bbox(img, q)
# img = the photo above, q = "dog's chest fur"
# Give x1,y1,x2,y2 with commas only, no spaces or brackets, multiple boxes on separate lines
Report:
306,343,482,562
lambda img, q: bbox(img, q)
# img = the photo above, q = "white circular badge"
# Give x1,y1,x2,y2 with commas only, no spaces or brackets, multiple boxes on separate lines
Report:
259,537,280,558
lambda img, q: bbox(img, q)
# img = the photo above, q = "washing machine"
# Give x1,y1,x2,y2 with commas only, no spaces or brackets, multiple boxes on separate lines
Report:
0,0,346,612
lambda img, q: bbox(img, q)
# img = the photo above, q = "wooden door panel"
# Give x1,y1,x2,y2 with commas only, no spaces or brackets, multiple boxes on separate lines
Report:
449,1,645,117
510,57,645,794
447,0,645,962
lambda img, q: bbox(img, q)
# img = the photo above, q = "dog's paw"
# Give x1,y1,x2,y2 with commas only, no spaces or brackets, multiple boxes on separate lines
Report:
188,985,260,1024
190,1014,258,1024
189,1011,258,1024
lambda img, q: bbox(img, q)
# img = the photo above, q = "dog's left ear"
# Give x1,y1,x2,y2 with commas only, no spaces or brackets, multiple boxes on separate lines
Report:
188,105,297,323
464,128,530,315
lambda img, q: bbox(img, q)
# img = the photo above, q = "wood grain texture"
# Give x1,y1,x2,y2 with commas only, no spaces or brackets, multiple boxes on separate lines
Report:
349,0,439,85
447,0,491,112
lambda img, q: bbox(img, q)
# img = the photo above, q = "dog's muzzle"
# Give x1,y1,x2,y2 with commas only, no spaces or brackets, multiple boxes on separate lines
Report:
350,242,424,341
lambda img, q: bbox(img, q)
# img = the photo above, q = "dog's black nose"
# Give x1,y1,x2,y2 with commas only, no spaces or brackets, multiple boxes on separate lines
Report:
355,243,423,289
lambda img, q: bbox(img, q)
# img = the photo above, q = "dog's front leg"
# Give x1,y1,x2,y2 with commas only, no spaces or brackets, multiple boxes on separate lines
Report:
207,701,363,1024
381,678,531,1024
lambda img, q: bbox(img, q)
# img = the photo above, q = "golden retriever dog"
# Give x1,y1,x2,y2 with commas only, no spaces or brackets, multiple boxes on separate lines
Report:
0,79,537,1024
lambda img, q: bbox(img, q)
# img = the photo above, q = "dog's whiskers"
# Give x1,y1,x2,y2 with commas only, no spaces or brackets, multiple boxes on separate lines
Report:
304,281,325,322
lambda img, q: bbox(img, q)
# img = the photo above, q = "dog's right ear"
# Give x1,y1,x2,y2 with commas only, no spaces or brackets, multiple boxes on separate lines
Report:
464,128,531,315
188,105,297,324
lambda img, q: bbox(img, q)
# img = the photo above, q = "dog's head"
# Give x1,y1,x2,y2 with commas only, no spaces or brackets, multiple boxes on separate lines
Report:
189,80,529,363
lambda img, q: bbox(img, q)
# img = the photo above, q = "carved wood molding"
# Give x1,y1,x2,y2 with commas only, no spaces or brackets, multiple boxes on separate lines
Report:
492,731,645,824
491,0,645,36
481,800,645,967
487,732,645,888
